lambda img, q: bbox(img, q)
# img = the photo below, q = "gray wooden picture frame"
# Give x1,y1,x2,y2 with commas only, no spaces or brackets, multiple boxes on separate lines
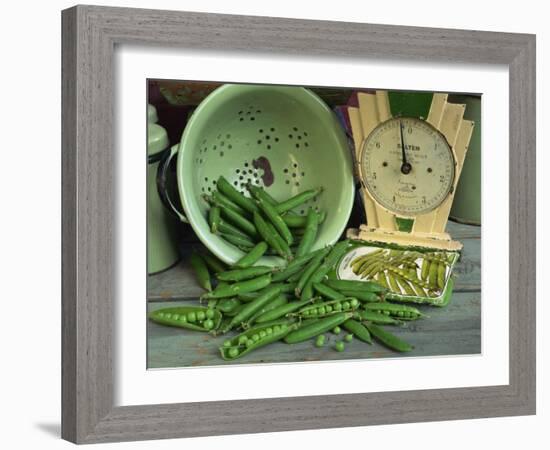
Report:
61,5,536,444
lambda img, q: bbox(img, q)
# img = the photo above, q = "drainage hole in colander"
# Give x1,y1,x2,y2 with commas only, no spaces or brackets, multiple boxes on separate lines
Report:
297,135,302,140
288,134,293,139
296,143,300,148
226,134,231,138
292,173,297,178
204,177,208,182
238,111,243,115
239,118,244,121
285,180,290,184
236,169,240,174
259,129,263,133
304,131,308,136
293,127,298,131
228,144,232,149
250,117,255,121
213,145,217,150
244,162,249,167
270,127,275,132
267,145,271,149
220,152,225,157
284,168,288,173
266,135,270,140
257,140,262,144
305,142,309,147
217,134,222,139
220,141,225,146
274,137,279,142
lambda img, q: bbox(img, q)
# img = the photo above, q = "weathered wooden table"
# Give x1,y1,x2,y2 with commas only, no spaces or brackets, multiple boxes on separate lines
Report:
147,220,480,368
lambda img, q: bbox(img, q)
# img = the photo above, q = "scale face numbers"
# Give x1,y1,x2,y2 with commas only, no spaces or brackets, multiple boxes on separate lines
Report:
360,117,455,217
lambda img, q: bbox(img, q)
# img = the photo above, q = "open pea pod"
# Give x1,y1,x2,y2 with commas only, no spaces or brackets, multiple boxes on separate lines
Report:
219,320,298,360
149,306,222,332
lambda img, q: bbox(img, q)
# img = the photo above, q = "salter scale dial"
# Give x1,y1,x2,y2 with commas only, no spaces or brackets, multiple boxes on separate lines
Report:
347,91,474,251
360,117,455,217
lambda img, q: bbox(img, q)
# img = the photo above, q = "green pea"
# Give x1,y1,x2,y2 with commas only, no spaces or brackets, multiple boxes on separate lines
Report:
344,334,354,342
228,347,240,358
157,312,165,318
335,341,345,352
164,313,172,319
397,311,404,317
246,339,254,348
273,325,281,333
203,319,214,330
350,298,359,308
333,326,341,334
334,303,342,312
171,314,180,320
187,312,197,322
223,340,232,348
325,305,333,313
238,335,248,345
206,309,215,319
265,327,273,335
303,309,311,317
197,311,206,321
342,301,351,310
179,315,187,322
259,330,267,339
252,333,260,342
318,306,326,315
315,334,326,347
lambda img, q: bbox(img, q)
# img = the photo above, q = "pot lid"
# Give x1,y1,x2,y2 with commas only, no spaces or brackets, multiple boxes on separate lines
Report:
148,123,169,156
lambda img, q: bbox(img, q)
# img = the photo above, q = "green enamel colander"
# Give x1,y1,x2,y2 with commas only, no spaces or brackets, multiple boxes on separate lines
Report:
174,84,354,265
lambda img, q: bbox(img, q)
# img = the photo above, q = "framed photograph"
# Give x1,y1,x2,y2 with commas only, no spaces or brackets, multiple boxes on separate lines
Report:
62,5,536,444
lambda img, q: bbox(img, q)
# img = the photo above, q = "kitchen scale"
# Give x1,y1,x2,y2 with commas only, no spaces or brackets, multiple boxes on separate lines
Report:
334,91,475,305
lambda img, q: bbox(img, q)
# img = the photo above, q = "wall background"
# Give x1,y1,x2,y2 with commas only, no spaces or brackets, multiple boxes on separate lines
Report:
0,0,545,448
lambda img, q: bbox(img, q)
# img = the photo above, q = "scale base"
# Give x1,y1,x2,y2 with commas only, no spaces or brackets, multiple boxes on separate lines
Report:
347,225,464,251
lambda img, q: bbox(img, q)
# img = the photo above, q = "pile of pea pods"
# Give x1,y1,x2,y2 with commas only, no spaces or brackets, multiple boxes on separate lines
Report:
149,179,427,361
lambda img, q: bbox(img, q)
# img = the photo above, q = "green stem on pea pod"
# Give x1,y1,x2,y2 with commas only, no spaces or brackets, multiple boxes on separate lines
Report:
283,210,326,228
255,196,294,245
242,294,288,329
301,241,351,301
222,285,282,332
342,319,372,344
365,323,413,352
201,251,227,274
275,187,323,214
254,297,315,323
271,248,326,282
216,265,275,282
357,310,403,325
295,208,319,258
220,232,256,249
189,252,212,291
295,246,332,297
233,241,268,269
149,306,222,332
313,282,345,300
202,273,272,299
253,211,286,259
216,175,259,214
284,312,354,344
220,319,299,360
208,206,221,234
211,189,249,216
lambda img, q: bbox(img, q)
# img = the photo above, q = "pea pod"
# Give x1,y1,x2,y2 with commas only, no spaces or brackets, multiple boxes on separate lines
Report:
342,319,372,344
313,282,345,300
337,289,382,303
212,190,248,216
256,196,293,245
217,203,259,238
220,320,298,360
149,306,222,332
201,252,227,274
364,302,426,320
283,210,326,228
208,206,221,234
223,285,282,332
243,294,288,329
217,265,274,282
264,220,293,260
284,312,354,344
386,271,402,294
295,208,319,257
221,232,256,249
248,183,279,206
301,241,350,301
237,282,296,302
325,278,387,294
233,242,268,268
365,323,413,352
275,187,323,214
295,246,332,296
217,219,251,239
190,252,212,291
202,273,272,299
358,309,403,325
292,298,360,319
428,260,439,289
254,297,315,323
253,211,286,259
217,175,259,214
437,262,447,290
272,248,326,282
